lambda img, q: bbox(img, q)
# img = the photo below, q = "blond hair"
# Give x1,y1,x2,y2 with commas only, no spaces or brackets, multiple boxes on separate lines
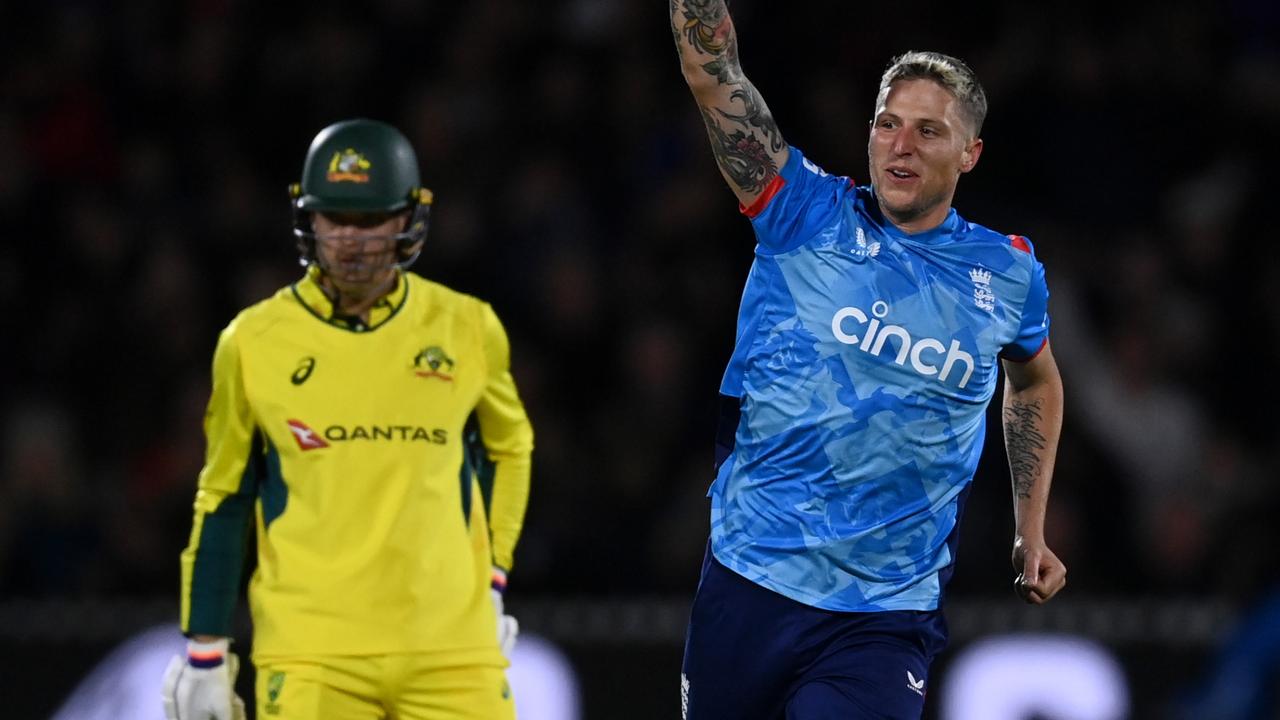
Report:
877,51,988,137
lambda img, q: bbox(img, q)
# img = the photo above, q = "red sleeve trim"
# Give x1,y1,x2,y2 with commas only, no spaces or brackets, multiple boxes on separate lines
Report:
1008,234,1031,253
1000,337,1048,363
740,175,787,218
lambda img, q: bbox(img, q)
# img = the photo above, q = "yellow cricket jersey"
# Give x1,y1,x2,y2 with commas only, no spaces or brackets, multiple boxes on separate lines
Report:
179,267,533,663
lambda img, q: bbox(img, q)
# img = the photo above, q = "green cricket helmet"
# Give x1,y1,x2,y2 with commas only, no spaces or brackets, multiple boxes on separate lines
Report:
289,118,433,270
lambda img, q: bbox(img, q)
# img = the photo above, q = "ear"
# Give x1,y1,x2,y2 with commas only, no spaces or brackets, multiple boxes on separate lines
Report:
960,137,983,174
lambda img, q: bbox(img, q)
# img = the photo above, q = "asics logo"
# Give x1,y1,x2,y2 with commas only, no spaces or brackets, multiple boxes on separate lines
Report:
831,300,975,389
291,356,316,385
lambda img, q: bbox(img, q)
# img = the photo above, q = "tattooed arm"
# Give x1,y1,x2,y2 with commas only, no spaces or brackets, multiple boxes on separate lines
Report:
1001,342,1066,605
670,0,788,208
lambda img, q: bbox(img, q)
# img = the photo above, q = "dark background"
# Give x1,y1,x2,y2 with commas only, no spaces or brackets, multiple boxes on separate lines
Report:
2,0,1279,717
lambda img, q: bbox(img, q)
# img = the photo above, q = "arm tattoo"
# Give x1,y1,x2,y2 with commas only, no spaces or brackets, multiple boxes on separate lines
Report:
718,87,785,154
680,0,729,57
673,0,784,194
700,99,778,194
1004,399,1047,499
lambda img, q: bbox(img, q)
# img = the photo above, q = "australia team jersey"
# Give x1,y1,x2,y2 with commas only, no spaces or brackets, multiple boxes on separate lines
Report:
180,268,533,663
711,146,1050,612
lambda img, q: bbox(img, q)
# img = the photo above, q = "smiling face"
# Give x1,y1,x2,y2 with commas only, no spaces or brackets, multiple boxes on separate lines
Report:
867,78,983,234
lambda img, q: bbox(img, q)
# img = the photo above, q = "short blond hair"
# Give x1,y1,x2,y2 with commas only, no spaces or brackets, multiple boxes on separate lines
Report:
877,51,988,138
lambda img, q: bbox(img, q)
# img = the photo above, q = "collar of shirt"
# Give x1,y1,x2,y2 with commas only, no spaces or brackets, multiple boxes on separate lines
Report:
865,186,965,245
291,265,409,332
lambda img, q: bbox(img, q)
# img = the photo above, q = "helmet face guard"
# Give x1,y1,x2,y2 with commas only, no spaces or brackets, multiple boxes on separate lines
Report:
289,118,433,275
291,187,433,276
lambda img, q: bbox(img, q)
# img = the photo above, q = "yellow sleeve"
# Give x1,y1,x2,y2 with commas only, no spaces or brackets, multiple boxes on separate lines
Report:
179,322,259,636
474,303,533,574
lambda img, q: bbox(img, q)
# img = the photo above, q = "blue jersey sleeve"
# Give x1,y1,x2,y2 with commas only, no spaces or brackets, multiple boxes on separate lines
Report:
744,146,851,255
1001,235,1050,361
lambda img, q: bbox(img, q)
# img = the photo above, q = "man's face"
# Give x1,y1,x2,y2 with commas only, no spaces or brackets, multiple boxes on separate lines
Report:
867,78,982,231
312,211,409,293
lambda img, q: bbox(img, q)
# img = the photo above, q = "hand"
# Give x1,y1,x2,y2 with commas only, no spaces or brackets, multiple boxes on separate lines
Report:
492,588,519,656
161,638,247,720
1011,535,1067,605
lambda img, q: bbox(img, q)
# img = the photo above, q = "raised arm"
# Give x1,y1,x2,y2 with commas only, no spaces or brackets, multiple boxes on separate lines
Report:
1001,343,1066,605
670,0,789,207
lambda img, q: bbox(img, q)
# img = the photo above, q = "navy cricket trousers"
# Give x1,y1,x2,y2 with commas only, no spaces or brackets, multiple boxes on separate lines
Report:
681,548,948,719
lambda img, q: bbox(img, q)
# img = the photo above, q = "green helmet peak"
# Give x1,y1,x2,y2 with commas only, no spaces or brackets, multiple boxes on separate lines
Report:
294,118,422,213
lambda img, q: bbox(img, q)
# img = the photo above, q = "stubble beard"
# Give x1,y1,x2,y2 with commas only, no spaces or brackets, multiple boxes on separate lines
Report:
876,185,949,228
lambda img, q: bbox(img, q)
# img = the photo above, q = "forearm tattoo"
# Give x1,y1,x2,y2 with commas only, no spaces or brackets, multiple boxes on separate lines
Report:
673,0,783,194
1004,399,1047,499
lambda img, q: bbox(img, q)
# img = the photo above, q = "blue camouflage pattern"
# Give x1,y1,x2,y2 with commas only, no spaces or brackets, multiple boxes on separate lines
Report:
711,146,1050,611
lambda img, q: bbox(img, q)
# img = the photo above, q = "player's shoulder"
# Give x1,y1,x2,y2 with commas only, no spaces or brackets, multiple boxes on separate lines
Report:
747,145,858,239
959,218,1041,263
221,284,295,343
406,272,479,306
785,146,858,194
404,272,497,321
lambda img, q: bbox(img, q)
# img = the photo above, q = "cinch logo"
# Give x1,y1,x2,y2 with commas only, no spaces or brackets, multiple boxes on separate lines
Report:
831,300,975,388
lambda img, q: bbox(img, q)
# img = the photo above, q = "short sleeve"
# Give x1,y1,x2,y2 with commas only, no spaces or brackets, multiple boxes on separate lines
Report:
1001,236,1051,361
743,146,851,255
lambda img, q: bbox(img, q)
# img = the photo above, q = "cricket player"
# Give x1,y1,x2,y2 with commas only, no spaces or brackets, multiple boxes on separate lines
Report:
671,3,1068,718
162,118,533,720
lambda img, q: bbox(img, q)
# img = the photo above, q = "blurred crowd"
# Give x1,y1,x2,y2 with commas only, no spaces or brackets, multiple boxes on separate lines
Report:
2,0,1279,611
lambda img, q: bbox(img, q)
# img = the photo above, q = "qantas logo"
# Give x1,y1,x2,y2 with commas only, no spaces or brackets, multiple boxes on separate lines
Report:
831,300,975,388
287,419,329,450
286,419,448,450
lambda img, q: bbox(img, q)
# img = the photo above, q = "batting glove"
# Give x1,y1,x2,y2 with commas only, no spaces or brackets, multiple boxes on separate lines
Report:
161,637,246,720
492,567,519,656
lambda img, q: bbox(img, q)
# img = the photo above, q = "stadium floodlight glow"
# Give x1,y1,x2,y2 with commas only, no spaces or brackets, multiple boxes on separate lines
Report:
941,633,1129,720
51,625,581,720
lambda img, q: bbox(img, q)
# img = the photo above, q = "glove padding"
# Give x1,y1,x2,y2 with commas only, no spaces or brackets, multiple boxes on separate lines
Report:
492,588,519,656
161,638,246,720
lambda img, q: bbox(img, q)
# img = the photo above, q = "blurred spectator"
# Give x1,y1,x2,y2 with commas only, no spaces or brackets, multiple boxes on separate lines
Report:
0,0,1272,610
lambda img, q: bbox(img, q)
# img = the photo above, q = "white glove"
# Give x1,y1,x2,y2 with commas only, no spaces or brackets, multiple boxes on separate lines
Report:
161,638,247,720
492,588,519,656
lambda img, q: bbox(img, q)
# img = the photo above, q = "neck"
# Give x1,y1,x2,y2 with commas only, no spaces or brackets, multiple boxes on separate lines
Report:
879,200,953,235
873,183,956,235
320,272,397,321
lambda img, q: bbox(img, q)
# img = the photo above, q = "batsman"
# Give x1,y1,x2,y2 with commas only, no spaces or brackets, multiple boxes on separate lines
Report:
163,118,533,720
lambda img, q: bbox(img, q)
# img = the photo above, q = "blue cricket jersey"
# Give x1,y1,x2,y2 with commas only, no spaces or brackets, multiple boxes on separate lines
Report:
710,146,1050,612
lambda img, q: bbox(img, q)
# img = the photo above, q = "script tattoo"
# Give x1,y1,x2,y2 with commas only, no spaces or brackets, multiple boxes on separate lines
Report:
1004,399,1047,499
